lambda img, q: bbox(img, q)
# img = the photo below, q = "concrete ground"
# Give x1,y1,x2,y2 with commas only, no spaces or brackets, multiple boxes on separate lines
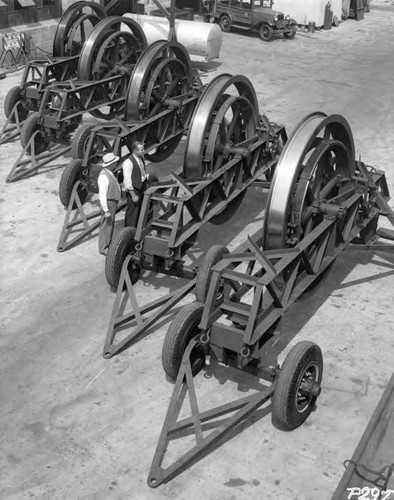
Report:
1,2,394,499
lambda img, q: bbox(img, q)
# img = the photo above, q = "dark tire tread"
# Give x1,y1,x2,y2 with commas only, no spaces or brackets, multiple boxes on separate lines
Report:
195,245,229,304
162,302,205,380
105,227,139,289
4,86,28,122
272,341,323,431
71,124,95,159
59,159,86,208
20,113,48,154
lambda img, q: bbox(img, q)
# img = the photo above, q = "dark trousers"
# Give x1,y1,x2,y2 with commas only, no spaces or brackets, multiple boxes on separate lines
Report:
125,182,148,228
98,199,118,255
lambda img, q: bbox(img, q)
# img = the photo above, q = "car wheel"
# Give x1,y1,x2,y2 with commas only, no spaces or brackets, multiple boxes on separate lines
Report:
259,24,274,42
284,25,297,39
219,15,231,32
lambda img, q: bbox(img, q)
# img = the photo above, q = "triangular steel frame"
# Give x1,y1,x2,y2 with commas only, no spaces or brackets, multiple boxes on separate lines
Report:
103,255,196,358
6,131,70,183
57,182,126,252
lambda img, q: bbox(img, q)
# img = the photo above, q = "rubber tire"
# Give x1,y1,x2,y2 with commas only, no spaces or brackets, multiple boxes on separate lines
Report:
259,24,274,42
162,302,205,381
284,25,296,39
105,227,140,289
195,245,229,305
272,341,323,431
59,159,88,208
219,15,231,32
71,124,95,159
20,112,49,155
4,86,28,123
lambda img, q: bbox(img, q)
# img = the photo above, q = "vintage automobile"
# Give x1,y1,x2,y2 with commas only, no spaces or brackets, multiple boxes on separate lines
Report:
204,0,297,41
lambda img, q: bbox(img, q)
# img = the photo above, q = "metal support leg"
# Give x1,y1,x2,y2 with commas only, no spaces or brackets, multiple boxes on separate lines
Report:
6,132,71,183
57,182,126,252
0,102,25,145
103,257,196,358
147,339,274,487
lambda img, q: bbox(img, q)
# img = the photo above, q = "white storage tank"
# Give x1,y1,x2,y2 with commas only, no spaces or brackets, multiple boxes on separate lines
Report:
123,13,222,60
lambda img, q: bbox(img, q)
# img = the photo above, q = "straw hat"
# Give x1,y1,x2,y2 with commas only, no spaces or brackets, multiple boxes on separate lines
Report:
102,152,119,167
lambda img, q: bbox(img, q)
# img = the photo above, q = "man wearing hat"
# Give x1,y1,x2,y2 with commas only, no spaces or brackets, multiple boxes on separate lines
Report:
122,141,150,228
97,152,121,256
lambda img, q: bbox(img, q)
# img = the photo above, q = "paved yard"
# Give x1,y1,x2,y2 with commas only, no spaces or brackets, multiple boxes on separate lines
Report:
0,2,393,499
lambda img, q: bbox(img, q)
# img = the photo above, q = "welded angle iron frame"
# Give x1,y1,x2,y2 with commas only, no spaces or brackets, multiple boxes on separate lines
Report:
6,75,131,183
56,94,201,251
57,94,200,249
0,55,79,145
6,135,71,183
147,163,394,487
37,75,129,133
57,181,127,252
82,93,200,164
102,123,286,357
0,103,25,145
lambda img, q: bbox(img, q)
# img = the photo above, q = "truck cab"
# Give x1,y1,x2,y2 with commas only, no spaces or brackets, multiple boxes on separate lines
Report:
205,0,297,41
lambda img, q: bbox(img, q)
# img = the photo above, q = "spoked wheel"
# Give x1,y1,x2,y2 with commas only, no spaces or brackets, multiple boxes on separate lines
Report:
184,74,260,224
219,15,231,32
53,1,106,57
263,112,356,251
20,112,49,155
162,302,206,381
126,41,194,162
283,25,297,40
105,227,141,289
78,16,147,119
259,24,274,42
272,341,323,430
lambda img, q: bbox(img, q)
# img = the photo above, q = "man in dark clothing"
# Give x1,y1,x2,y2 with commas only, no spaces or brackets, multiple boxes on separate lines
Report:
122,141,150,228
97,152,121,256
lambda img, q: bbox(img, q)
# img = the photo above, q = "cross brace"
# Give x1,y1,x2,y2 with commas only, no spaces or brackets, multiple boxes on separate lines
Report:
103,255,196,358
57,181,127,252
0,103,25,145
148,166,394,486
6,132,70,183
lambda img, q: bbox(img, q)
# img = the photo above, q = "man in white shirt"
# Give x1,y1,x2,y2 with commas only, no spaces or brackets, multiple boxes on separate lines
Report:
122,141,150,228
97,152,121,256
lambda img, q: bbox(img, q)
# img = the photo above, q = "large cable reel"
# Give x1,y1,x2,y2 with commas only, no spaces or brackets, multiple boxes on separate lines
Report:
183,74,260,224
263,112,356,251
125,40,195,162
53,1,106,57
77,16,147,119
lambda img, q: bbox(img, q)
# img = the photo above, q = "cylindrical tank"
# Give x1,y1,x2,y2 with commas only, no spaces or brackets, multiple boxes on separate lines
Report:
122,14,222,60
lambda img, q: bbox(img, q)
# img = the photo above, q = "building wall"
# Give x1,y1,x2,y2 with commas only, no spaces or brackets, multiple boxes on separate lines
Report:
270,0,343,27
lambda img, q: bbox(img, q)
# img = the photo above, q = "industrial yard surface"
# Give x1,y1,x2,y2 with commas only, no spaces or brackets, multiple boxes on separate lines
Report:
1,2,393,499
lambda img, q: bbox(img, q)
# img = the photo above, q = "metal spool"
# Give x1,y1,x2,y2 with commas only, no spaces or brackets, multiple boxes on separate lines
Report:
263,112,356,250
53,1,106,57
182,74,259,223
77,16,147,119
125,41,194,161
183,74,259,178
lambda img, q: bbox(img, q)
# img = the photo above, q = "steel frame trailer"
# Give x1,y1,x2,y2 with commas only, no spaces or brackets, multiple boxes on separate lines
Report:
57,73,270,253
145,112,394,487
1,1,106,147
6,15,148,183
